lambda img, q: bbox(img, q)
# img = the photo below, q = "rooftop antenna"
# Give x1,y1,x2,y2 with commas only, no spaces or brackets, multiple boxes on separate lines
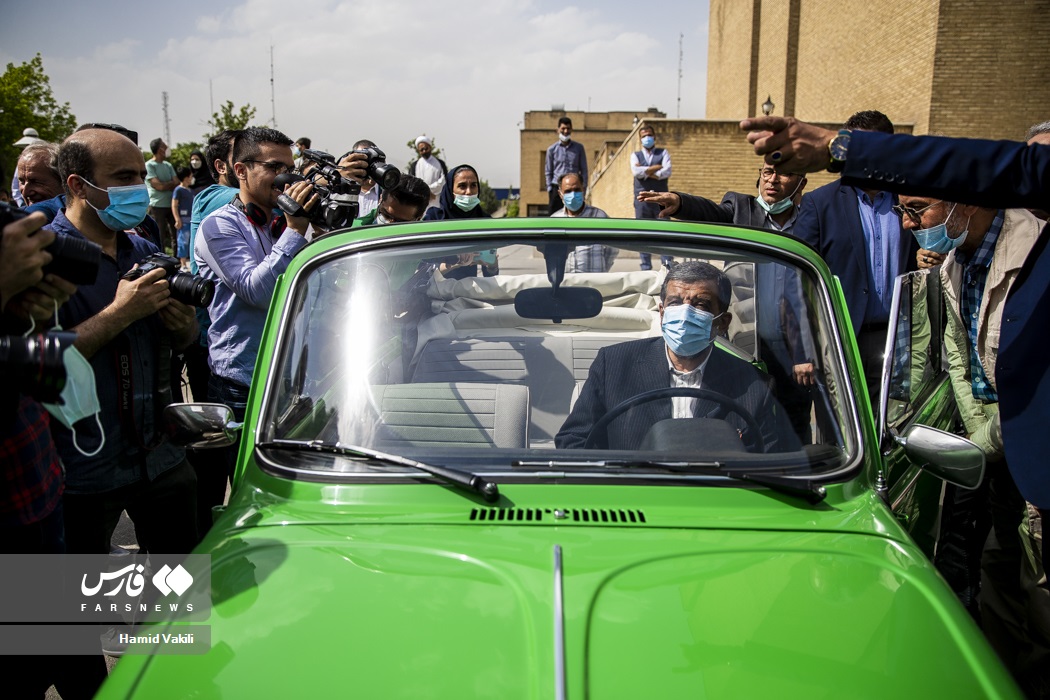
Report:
162,91,171,145
676,33,684,118
269,43,277,127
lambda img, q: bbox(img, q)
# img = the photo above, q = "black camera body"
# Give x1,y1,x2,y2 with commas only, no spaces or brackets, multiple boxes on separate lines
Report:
351,146,400,191
273,147,400,233
0,201,102,286
122,253,215,308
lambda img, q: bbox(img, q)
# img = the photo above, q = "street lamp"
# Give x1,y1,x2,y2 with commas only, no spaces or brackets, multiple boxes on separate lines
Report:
761,96,775,116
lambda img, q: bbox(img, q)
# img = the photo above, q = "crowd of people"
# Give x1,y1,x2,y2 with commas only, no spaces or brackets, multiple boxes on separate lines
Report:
1,111,1048,697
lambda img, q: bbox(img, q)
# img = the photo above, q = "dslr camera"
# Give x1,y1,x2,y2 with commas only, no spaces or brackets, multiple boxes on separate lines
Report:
274,147,400,232
122,253,215,308
0,330,77,404
0,200,102,286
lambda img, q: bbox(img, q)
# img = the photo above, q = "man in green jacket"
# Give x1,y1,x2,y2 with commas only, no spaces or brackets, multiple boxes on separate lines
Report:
898,193,1046,689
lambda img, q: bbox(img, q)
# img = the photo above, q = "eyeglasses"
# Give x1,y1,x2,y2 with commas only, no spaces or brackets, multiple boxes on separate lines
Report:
758,168,797,181
242,159,294,176
892,200,941,225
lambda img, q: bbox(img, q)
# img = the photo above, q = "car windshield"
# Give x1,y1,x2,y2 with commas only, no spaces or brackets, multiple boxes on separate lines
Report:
260,235,858,480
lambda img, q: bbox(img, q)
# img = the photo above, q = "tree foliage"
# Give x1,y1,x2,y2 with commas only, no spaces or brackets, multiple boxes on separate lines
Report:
479,179,499,215
168,142,204,170
206,101,257,136
0,54,76,181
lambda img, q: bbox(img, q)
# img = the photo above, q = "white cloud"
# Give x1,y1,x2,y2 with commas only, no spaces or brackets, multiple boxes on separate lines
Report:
18,0,710,185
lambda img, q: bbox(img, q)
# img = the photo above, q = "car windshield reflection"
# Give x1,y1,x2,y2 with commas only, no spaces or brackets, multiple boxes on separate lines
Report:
261,238,856,479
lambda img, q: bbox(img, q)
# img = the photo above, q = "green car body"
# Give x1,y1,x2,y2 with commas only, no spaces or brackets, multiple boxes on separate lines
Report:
100,218,1019,698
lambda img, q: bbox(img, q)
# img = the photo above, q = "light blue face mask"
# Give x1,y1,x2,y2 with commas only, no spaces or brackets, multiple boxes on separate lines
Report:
454,194,480,212
661,304,724,357
912,203,969,254
80,177,150,231
641,135,655,149
562,191,584,212
756,176,804,216
30,302,105,457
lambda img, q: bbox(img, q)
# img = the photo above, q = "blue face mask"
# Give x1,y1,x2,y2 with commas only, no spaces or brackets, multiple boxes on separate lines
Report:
661,304,724,357
562,191,584,212
756,177,804,216
81,178,150,231
28,304,105,457
454,194,480,212
641,135,655,149
912,203,969,254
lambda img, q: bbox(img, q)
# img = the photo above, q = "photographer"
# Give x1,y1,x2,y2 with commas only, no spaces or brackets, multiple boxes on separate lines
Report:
196,127,367,489
1,210,110,699
46,127,200,556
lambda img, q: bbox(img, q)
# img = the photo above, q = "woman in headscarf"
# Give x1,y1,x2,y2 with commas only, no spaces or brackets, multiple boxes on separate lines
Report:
424,164,498,278
189,149,215,196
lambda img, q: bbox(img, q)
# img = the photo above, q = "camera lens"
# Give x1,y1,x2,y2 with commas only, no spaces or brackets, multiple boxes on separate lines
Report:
0,332,75,404
44,233,103,286
168,272,216,308
369,161,400,190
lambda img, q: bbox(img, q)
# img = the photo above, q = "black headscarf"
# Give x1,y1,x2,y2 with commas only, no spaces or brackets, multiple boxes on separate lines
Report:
189,149,215,195
423,164,490,220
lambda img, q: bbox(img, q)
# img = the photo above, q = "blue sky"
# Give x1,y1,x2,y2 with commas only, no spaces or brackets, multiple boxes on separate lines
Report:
0,0,710,186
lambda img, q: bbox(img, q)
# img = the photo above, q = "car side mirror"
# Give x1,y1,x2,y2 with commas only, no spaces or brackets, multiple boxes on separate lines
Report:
894,423,985,489
163,403,241,449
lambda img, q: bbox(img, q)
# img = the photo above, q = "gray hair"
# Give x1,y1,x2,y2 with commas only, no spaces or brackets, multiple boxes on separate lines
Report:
660,260,732,312
1025,120,1050,142
18,142,61,180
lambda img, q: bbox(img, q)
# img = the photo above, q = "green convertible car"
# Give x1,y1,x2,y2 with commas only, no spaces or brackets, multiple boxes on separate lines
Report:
101,217,1019,698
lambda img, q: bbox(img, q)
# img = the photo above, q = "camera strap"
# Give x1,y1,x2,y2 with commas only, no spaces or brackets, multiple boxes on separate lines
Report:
113,333,168,452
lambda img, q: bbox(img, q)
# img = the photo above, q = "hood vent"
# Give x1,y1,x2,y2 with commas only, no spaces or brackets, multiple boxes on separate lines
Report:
469,507,646,524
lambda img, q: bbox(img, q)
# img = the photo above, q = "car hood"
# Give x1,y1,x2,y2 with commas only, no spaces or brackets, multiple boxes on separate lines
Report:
107,523,1015,699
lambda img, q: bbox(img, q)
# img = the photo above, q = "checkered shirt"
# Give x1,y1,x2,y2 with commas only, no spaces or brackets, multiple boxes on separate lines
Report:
954,210,1004,402
1,395,64,526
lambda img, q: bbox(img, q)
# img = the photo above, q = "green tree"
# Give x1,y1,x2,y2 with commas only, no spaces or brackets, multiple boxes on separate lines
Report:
0,54,76,181
168,141,204,170
479,179,499,215
206,101,257,136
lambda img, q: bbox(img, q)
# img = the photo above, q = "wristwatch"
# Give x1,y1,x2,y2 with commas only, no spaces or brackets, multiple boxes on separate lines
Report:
827,129,851,173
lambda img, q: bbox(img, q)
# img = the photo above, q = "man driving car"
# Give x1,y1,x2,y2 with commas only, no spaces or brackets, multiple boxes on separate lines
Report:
555,261,795,452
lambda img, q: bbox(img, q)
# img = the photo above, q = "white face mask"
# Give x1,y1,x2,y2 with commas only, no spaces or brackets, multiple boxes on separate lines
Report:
30,302,105,457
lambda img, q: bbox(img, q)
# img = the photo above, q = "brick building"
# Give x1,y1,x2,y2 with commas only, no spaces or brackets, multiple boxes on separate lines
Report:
518,108,665,217
707,0,1050,140
579,0,1050,217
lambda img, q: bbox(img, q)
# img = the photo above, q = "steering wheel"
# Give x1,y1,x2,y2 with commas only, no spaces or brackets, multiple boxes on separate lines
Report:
583,387,765,452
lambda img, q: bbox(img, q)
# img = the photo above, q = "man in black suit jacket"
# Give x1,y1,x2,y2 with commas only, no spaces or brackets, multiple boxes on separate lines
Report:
555,261,795,452
792,111,918,402
636,167,817,444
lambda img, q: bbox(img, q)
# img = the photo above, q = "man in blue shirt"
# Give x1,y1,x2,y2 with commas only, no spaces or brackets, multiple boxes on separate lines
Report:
48,127,200,555
544,117,588,216
196,128,367,491
792,110,917,403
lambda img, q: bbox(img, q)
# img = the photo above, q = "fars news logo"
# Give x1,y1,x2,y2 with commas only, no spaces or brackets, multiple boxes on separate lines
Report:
80,563,196,614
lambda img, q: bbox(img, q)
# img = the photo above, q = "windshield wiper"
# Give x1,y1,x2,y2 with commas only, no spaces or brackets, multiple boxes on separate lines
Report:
512,458,826,504
258,440,499,503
